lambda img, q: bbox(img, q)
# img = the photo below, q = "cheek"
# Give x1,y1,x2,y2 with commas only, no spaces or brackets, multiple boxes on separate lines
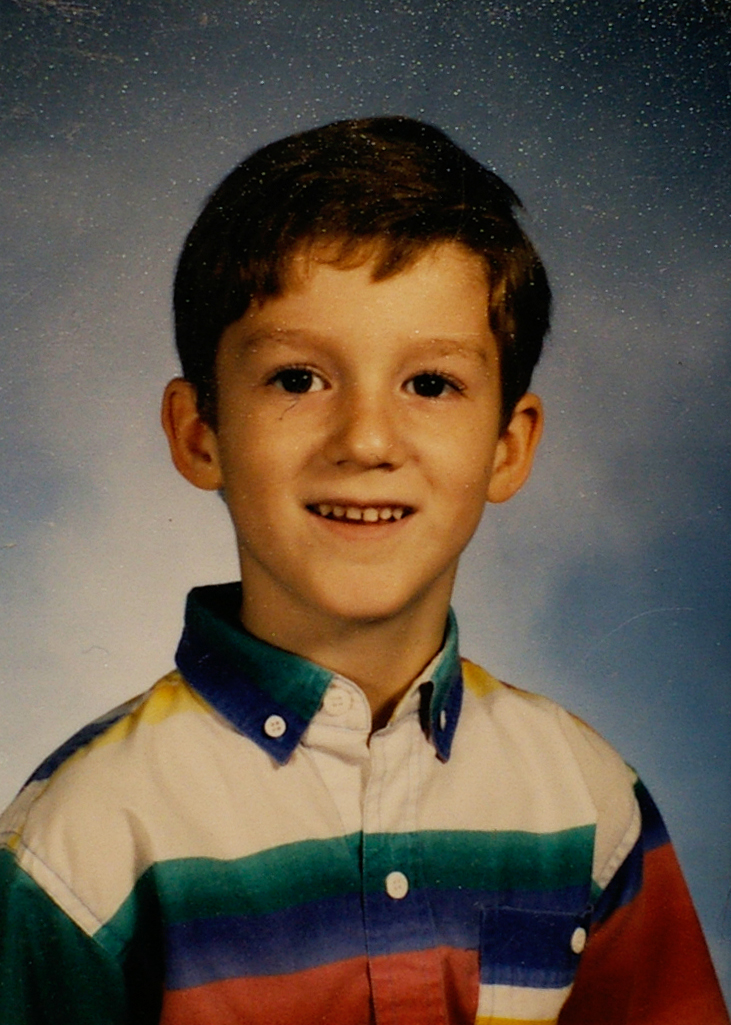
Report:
216,419,279,479
216,424,308,522
433,429,497,491
434,460,496,539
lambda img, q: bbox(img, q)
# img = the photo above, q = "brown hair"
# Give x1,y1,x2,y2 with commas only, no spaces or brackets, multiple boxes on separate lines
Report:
174,116,551,428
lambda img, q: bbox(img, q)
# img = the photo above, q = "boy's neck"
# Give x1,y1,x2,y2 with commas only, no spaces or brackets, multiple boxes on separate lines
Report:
239,588,452,731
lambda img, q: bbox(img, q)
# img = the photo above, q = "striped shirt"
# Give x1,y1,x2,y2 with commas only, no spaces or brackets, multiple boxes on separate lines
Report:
0,582,727,1024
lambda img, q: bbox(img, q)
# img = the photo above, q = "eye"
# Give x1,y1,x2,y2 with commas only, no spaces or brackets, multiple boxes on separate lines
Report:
269,367,326,393
406,372,461,398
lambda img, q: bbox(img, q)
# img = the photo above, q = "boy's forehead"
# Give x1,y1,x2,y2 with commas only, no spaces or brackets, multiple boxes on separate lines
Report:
279,236,489,290
229,241,494,356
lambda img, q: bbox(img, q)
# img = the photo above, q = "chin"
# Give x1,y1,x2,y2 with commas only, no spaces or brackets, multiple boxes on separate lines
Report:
316,584,438,628
325,598,411,626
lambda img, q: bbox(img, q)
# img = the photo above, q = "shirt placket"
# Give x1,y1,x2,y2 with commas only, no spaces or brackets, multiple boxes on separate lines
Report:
362,713,449,1025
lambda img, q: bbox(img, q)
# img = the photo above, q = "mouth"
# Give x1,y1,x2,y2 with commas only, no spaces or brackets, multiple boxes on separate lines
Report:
307,503,413,524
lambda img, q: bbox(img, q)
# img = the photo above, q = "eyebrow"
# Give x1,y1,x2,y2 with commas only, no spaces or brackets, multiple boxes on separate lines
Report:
236,326,490,360
235,327,329,349
422,341,491,364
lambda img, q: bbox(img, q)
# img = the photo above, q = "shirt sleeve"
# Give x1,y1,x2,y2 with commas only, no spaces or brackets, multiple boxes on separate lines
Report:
558,780,730,1025
0,846,158,1025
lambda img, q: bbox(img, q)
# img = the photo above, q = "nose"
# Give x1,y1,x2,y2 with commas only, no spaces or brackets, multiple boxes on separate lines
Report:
324,385,405,470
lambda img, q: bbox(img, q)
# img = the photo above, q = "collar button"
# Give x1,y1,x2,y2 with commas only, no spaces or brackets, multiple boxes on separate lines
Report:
323,685,352,716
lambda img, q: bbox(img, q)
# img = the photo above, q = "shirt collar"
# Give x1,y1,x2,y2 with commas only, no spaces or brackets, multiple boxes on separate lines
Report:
175,582,463,763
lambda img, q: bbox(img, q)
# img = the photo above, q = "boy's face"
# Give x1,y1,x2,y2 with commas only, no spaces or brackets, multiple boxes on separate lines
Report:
164,242,542,638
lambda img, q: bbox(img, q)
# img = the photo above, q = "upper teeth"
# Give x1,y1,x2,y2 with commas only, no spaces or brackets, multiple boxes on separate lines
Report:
314,504,405,522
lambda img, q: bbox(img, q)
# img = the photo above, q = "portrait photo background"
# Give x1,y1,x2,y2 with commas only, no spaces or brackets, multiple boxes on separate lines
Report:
1,0,729,998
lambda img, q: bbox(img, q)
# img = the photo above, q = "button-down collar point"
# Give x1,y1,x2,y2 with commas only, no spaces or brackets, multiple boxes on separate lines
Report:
263,714,287,739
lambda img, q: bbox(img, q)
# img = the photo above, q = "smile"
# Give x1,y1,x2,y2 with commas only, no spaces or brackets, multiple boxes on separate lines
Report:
308,503,412,523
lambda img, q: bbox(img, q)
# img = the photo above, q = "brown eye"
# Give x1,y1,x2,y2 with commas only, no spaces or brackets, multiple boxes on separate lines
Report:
407,373,455,398
271,368,325,393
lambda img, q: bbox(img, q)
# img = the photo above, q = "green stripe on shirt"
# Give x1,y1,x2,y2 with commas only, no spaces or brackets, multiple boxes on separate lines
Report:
95,824,594,954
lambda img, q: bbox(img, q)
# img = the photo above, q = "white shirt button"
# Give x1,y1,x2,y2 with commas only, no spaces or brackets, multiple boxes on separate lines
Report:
323,685,352,716
263,714,287,739
570,926,587,954
385,870,409,900
438,709,447,731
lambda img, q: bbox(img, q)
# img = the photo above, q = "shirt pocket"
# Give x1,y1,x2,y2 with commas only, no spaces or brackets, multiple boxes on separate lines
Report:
475,904,591,1025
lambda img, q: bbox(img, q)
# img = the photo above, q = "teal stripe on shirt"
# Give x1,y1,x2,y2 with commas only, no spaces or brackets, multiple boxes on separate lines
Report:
95,825,595,956
0,849,135,1024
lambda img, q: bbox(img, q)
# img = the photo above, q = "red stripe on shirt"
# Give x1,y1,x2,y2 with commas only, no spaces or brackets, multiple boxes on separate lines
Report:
559,842,730,1024
159,947,479,1025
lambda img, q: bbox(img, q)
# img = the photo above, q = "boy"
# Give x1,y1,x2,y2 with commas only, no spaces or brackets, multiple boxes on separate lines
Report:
0,117,727,1024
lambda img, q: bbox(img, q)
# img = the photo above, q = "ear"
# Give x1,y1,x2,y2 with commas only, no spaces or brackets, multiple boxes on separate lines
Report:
486,393,544,504
161,378,224,491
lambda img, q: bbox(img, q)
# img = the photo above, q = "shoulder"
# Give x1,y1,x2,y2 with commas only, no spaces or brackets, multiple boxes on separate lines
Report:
3,670,207,813
458,658,641,889
0,670,212,939
459,657,627,772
